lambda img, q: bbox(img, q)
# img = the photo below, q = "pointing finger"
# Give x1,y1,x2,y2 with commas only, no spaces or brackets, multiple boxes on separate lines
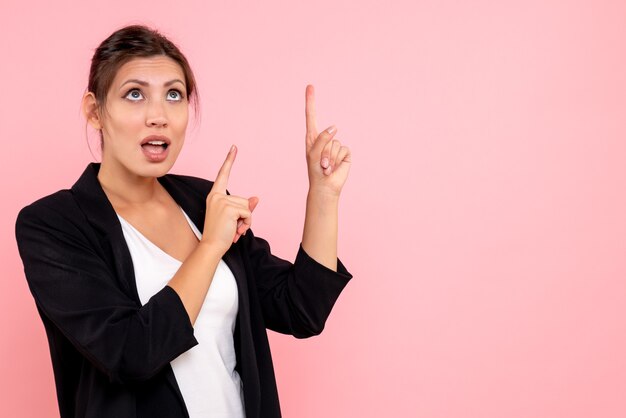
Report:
212,145,237,193
305,84,318,149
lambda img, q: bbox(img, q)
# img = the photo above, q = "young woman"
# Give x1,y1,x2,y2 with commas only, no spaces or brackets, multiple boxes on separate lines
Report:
15,24,352,418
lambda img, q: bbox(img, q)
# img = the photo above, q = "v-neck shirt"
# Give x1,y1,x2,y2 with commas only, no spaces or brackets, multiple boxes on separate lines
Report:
116,206,245,418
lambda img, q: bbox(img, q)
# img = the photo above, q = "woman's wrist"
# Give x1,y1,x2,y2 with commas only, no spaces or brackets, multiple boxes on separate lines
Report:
198,238,229,260
307,186,341,205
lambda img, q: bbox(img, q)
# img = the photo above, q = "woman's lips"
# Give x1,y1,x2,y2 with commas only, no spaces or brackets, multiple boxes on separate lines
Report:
141,135,171,145
141,143,169,162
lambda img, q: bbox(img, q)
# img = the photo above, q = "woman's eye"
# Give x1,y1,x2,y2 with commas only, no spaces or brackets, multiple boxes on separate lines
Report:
167,89,184,101
125,89,143,101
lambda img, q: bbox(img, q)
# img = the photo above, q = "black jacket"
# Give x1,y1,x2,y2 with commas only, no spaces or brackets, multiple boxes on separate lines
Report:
15,162,353,418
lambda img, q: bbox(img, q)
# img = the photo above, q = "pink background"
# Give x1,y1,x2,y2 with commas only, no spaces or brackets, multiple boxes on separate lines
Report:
2,0,626,417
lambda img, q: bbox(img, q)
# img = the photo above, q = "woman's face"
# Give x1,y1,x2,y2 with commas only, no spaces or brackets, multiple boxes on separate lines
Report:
98,55,189,178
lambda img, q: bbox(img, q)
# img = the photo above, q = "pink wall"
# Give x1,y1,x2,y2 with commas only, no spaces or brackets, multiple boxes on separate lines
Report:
2,0,626,416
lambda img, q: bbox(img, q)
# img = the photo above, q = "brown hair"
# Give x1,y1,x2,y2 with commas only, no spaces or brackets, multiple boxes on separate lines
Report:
84,24,200,152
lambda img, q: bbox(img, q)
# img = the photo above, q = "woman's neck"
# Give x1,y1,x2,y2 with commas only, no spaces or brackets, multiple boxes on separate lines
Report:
97,161,163,209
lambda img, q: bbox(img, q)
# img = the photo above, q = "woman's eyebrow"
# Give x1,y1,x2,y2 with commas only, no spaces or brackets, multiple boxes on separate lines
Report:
120,79,185,89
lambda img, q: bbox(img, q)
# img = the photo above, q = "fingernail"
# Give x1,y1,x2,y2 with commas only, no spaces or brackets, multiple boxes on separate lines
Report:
327,126,336,134
321,157,329,168
230,145,236,153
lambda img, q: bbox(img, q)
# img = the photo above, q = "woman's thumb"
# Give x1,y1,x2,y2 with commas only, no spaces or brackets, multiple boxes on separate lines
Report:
248,196,260,212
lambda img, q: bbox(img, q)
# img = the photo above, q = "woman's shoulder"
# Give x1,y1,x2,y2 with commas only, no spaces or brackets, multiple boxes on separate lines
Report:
18,188,75,216
14,189,86,247
16,189,77,226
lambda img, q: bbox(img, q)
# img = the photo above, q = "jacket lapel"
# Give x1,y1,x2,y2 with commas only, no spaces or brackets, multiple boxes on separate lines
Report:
71,163,142,302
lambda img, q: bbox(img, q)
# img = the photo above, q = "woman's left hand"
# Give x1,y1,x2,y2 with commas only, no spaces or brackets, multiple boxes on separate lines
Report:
304,85,351,197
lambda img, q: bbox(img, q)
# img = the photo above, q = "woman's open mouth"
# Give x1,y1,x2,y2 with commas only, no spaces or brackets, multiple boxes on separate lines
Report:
141,140,170,162
142,141,168,152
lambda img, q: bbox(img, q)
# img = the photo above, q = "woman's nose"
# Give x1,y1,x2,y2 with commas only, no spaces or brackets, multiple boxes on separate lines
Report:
145,101,168,127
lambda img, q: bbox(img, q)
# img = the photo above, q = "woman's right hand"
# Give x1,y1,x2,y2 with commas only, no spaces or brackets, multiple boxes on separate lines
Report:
201,145,259,256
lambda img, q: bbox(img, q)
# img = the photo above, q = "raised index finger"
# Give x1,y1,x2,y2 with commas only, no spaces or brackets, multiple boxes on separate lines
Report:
305,84,318,144
212,145,237,193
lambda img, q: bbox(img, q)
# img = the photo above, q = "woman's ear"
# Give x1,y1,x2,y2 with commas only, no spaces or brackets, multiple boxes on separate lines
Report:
82,92,103,130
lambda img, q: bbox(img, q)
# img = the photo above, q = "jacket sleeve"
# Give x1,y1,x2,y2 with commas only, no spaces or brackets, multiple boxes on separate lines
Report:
15,202,199,385
241,227,353,339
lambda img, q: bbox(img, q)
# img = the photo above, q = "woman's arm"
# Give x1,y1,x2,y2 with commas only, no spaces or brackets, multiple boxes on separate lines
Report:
168,145,258,326
301,85,351,271
302,190,339,271
243,228,353,338
232,86,353,338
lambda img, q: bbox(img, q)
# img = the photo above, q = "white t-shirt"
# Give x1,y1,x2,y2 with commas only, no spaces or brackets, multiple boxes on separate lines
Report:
116,206,245,418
